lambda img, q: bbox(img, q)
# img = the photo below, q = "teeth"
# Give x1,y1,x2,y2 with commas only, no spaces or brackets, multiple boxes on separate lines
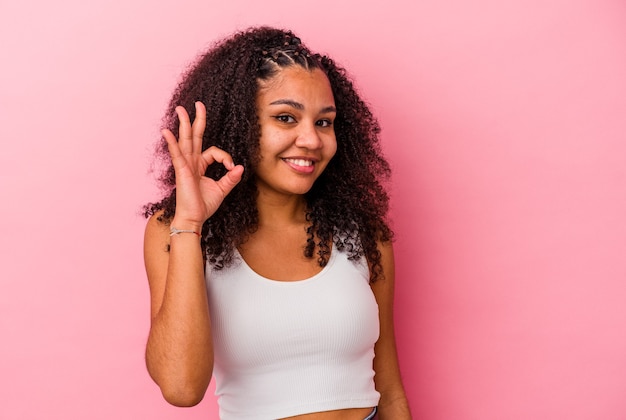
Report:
284,158,313,167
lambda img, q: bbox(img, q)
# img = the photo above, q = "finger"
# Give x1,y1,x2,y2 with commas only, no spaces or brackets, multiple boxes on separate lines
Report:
162,128,189,172
162,128,179,157
192,102,207,155
175,106,193,155
200,146,237,170
215,165,244,196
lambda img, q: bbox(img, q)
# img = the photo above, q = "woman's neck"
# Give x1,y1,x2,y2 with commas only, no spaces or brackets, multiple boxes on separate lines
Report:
255,191,308,229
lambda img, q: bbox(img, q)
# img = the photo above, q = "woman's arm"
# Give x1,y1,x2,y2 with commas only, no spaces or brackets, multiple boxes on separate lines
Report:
144,212,212,406
144,102,243,406
371,241,412,419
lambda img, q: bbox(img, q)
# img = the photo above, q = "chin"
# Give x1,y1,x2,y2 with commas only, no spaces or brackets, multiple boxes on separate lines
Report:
282,182,316,196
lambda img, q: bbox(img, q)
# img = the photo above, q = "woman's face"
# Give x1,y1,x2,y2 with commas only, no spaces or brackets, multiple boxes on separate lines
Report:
254,66,337,199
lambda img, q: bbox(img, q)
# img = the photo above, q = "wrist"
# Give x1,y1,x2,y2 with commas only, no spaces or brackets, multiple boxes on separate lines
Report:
170,218,204,235
169,227,201,238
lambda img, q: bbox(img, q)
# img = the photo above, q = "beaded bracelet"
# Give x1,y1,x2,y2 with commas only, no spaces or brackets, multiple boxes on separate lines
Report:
169,227,201,237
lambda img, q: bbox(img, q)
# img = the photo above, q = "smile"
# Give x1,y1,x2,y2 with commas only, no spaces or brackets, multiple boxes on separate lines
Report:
282,158,316,174
283,158,314,167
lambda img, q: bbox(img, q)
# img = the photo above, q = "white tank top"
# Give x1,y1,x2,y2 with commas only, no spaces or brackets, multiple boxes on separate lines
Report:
206,247,381,419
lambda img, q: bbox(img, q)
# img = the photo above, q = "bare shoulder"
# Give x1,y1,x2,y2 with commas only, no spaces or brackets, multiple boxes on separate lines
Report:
145,210,170,240
144,211,171,258
369,240,395,339
370,240,395,297
377,240,395,271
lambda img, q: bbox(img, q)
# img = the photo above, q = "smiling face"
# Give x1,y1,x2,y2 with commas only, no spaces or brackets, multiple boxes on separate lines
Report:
254,65,337,199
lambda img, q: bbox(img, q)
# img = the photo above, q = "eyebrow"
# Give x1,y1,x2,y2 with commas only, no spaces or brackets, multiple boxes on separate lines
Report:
269,99,336,114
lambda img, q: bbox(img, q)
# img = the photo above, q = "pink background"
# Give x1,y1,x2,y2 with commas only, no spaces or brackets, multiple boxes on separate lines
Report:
1,0,625,418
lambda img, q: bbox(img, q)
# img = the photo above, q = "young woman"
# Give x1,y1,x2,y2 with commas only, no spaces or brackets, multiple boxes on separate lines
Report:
143,26,410,419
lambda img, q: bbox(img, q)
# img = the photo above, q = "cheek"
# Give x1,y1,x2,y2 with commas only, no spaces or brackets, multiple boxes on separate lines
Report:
258,132,281,157
327,137,338,159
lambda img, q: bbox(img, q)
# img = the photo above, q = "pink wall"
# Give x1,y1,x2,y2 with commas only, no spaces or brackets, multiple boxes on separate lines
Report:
1,0,625,418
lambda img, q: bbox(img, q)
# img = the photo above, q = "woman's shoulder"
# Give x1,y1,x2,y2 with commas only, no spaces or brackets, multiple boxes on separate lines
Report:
144,211,171,255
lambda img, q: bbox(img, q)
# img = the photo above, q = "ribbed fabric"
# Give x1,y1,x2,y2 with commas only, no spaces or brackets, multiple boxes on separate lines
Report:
206,248,381,419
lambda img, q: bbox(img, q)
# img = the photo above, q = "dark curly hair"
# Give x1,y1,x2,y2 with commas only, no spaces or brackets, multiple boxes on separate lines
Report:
144,26,393,281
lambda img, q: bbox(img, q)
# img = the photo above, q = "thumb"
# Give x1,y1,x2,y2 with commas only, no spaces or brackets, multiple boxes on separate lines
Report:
216,165,244,196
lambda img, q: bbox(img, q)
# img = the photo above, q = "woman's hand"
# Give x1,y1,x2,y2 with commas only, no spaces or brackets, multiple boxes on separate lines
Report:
161,101,244,230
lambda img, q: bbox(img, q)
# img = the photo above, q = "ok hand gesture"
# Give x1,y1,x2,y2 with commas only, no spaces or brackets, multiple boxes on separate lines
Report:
161,102,244,231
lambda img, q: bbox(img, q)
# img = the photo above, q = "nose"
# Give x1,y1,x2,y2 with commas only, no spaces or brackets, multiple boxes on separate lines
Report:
294,122,323,150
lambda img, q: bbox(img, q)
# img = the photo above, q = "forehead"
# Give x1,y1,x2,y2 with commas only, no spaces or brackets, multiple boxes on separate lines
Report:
256,66,335,106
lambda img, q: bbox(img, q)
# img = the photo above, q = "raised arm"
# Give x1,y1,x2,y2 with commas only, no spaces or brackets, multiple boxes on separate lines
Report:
371,241,412,419
144,102,243,406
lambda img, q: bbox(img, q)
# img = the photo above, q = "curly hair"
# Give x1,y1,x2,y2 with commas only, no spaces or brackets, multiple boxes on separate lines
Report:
144,26,393,281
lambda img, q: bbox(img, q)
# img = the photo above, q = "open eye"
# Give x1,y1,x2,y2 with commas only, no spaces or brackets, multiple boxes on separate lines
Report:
316,119,333,128
275,114,296,123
